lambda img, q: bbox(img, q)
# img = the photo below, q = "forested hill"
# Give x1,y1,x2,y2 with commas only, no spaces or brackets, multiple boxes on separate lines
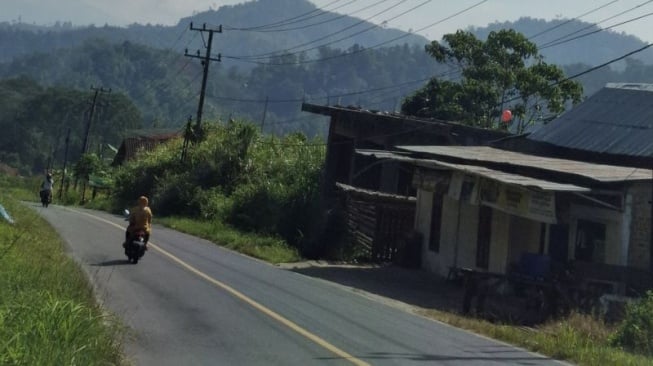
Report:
4,3,653,174
470,17,653,66
0,0,428,67
3,7,653,69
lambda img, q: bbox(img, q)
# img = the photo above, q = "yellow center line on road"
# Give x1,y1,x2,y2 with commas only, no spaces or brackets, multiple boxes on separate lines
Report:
70,208,370,366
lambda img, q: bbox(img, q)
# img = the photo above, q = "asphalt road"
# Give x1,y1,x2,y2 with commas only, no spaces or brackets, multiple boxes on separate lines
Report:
34,203,564,366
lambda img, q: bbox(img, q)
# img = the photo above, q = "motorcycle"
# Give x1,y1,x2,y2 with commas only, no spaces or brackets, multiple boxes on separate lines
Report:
124,229,147,264
123,210,146,264
39,189,52,208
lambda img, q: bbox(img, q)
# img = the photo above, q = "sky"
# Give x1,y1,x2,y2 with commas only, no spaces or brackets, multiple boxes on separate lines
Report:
2,0,653,43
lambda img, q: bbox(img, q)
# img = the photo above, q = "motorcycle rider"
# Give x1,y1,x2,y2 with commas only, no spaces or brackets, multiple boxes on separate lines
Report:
39,173,54,205
124,196,153,250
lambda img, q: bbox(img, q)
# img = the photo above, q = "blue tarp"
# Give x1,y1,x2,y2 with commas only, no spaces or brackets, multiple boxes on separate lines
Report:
0,204,15,224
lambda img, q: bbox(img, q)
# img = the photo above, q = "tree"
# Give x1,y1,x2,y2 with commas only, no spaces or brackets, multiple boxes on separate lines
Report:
402,29,583,133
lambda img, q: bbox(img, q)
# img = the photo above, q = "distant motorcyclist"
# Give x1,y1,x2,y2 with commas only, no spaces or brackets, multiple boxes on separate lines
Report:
39,173,54,207
124,196,153,250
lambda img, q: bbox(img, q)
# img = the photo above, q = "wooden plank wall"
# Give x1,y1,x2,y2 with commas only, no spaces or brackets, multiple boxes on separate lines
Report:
344,195,415,262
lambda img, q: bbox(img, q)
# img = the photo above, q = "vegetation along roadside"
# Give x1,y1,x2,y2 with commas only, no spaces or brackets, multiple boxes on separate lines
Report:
0,177,126,366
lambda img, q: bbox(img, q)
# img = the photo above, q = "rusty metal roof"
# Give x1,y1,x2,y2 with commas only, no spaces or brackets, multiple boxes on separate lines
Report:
528,83,653,157
393,146,652,183
357,149,590,192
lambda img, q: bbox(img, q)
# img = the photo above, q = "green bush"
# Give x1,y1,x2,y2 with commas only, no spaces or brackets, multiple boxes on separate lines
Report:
196,187,233,220
229,182,284,233
151,171,200,216
611,291,653,355
109,120,326,256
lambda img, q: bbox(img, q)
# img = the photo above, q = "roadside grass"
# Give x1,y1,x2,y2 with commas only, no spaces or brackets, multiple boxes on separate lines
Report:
419,309,651,366
0,175,39,202
0,192,126,365
157,216,301,264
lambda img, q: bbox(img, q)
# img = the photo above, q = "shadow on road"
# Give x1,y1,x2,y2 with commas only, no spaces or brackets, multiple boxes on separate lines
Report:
287,263,464,313
91,259,134,266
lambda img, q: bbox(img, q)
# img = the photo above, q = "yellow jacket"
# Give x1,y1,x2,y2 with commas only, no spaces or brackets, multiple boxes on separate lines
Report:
128,206,152,234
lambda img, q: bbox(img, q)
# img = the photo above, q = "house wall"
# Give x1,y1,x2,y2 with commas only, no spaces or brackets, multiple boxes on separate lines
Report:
416,188,482,277
417,178,645,277
628,182,652,269
417,186,543,276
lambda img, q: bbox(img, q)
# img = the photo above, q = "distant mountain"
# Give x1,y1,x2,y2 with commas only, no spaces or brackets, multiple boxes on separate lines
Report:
0,0,429,68
3,8,653,137
468,17,653,66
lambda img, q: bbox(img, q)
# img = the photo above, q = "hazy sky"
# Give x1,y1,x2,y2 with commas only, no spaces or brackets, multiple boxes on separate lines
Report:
2,0,653,43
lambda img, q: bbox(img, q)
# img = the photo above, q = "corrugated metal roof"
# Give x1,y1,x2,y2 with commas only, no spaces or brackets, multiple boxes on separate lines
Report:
393,146,652,183
528,83,653,157
357,149,590,192
336,182,417,201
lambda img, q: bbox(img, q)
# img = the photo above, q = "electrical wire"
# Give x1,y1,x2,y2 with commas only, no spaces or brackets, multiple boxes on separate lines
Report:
539,10,653,49
231,0,416,59
224,0,487,66
242,0,394,33
211,75,440,104
500,42,653,106
527,0,620,40
224,0,346,31
537,0,653,48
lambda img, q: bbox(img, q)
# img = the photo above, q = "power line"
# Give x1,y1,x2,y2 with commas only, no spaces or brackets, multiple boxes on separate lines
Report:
223,0,347,31
537,0,653,48
231,0,415,59
212,75,438,104
167,26,191,50
562,43,653,79
126,32,200,102
527,0,620,39
539,10,653,49
224,0,487,66
236,0,393,33
501,42,653,106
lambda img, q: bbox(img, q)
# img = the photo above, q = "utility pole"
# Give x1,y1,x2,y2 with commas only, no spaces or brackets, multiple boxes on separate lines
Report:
181,116,193,162
81,86,111,156
185,22,222,138
260,96,269,132
59,127,71,200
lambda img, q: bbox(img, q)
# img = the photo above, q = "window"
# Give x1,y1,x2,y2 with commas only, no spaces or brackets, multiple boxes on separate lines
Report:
574,219,606,263
429,194,443,252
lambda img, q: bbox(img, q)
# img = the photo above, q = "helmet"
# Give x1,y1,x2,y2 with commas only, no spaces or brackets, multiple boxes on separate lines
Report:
137,196,149,206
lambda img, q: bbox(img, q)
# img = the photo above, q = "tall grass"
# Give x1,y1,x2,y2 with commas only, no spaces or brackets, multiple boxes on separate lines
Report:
419,309,652,366
158,216,300,264
0,188,125,365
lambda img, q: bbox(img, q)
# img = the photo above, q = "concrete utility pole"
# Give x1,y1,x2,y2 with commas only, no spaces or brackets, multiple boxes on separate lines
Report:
185,22,222,136
260,96,269,132
81,86,111,156
181,115,193,162
59,127,71,200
